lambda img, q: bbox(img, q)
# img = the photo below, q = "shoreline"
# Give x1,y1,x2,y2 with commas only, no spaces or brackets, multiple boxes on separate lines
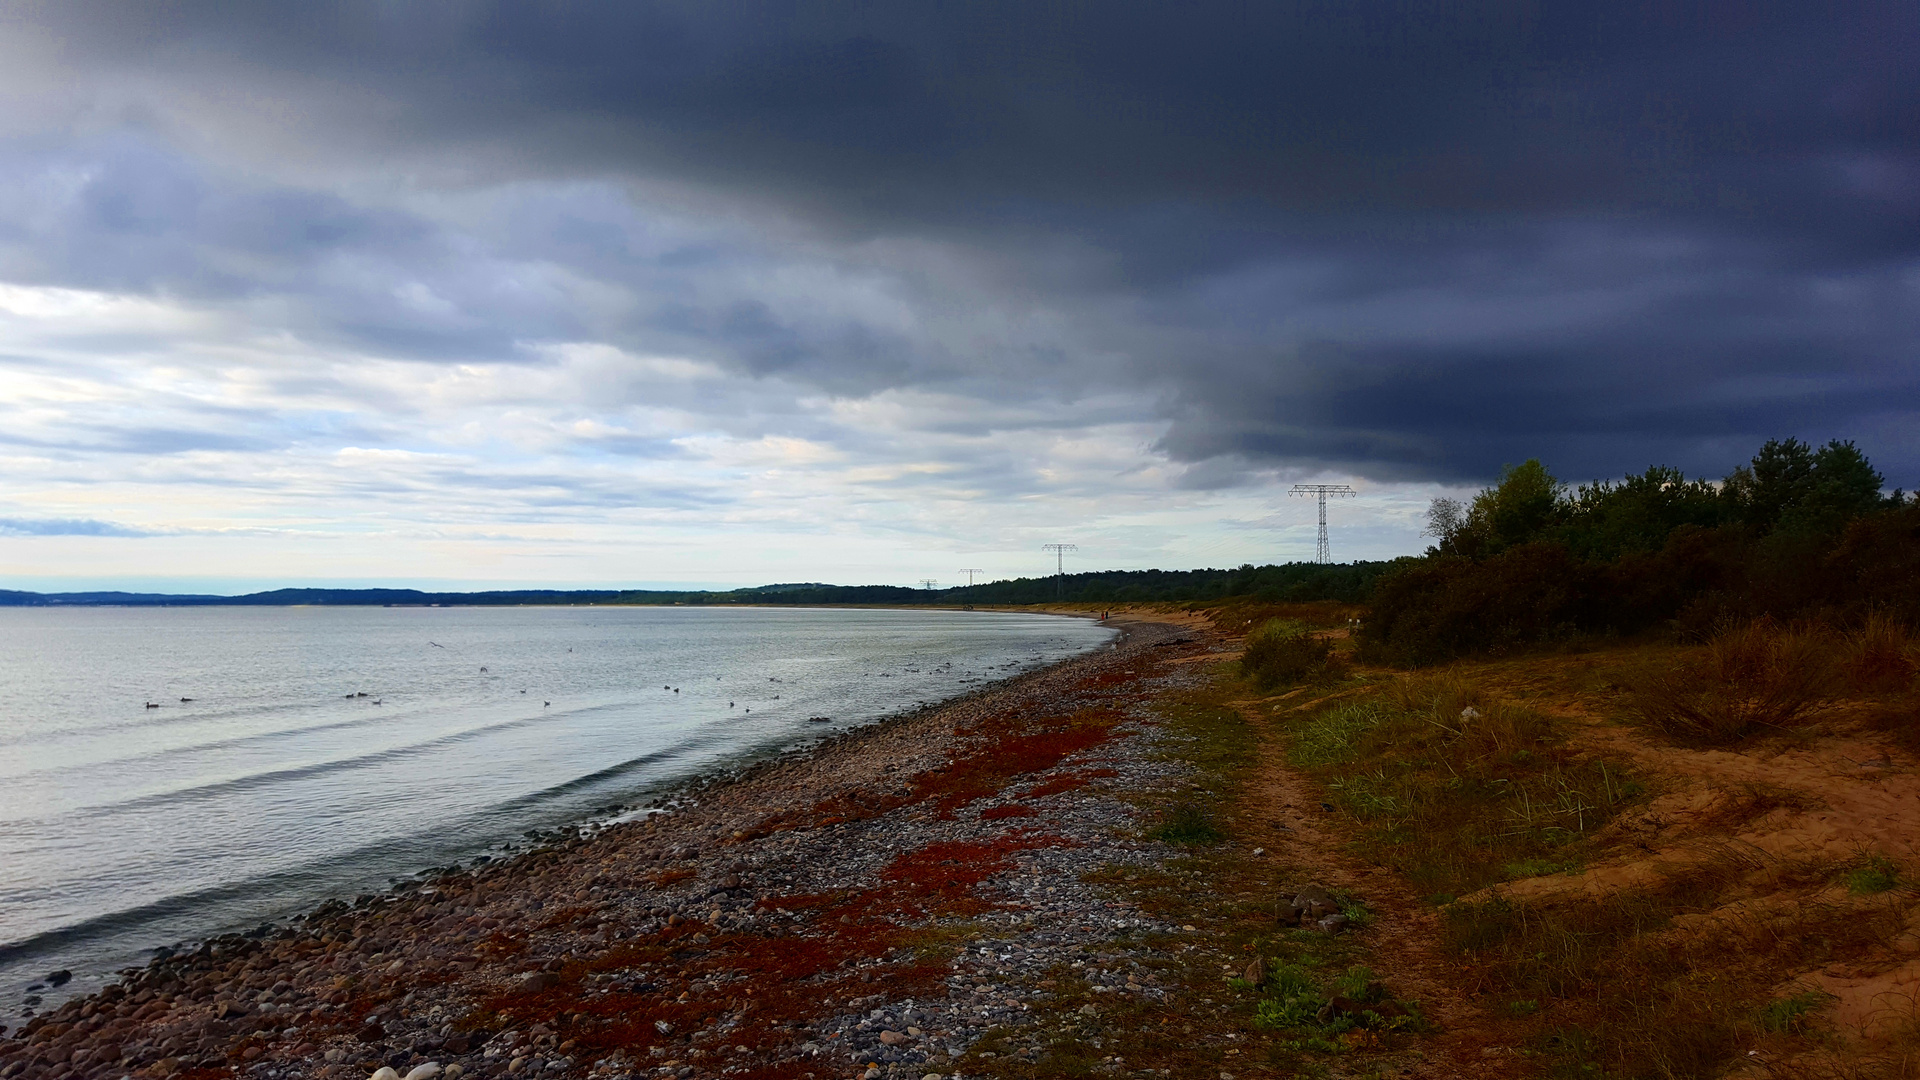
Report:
2,615,1202,1080
1,608,1118,1019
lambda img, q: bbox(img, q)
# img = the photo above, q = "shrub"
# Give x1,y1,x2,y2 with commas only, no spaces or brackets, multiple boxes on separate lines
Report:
1623,619,1838,745
1240,618,1342,688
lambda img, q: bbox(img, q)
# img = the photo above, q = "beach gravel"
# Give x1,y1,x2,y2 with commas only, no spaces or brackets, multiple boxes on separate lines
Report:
0,617,1229,1080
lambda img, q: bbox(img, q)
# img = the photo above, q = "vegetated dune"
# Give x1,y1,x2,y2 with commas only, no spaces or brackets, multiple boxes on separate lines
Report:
1326,615,1920,1076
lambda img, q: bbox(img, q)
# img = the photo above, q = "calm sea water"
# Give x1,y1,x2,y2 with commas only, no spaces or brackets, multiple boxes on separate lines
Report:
0,605,1114,1014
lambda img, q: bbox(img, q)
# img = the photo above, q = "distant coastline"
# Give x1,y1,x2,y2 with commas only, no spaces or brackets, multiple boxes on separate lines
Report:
0,561,1387,610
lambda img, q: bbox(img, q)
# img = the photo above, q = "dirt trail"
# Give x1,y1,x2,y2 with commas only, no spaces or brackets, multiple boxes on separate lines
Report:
1228,696,1531,1078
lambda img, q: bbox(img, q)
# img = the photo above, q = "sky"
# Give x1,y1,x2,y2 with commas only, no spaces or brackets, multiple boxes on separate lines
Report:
0,2,1914,592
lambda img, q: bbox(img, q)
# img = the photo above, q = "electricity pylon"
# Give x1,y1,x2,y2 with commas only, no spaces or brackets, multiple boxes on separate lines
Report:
919,578,939,591
1289,485,1356,564
1042,543,1077,600
958,568,984,604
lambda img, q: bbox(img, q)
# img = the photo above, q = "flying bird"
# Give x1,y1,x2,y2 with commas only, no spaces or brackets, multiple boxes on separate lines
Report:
429,642,445,649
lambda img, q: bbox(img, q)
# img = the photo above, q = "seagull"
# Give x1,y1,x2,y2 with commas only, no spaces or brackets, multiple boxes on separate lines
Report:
429,642,445,649
179,697,193,703
543,701,550,707
373,698,383,705
520,689,527,694
144,701,159,709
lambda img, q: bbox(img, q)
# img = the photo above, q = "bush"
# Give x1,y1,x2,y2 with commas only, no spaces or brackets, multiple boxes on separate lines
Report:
1623,619,1838,745
1240,618,1342,688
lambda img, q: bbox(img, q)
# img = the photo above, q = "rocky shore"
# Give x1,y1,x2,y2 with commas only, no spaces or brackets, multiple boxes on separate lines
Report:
0,617,1231,1080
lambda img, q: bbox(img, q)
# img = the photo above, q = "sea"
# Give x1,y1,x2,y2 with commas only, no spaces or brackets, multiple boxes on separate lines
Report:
0,605,1116,1017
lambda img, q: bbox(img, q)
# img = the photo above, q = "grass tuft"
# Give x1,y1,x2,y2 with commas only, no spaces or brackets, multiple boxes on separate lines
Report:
1846,854,1901,895
1757,990,1831,1033
1623,618,1839,745
1150,801,1223,845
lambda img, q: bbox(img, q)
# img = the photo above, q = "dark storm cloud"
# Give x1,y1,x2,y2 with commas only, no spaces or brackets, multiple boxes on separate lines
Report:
6,0,1918,484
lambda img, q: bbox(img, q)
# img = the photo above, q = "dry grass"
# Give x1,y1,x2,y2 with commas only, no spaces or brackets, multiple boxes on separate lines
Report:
1625,618,1842,745
1442,843,1912,1080
1848,612,1919,695
1281,673,1642,903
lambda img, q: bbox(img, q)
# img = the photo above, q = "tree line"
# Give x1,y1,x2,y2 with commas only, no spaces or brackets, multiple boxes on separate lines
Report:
1364,438,1919,664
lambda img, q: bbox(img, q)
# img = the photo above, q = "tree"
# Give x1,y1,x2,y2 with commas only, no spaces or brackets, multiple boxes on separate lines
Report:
1725,437,1889,537
1423,497,1466,551
1561,464,1724,560
1460,459,1563,554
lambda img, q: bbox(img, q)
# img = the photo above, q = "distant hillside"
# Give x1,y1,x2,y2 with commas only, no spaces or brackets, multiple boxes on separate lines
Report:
0,562,1387,608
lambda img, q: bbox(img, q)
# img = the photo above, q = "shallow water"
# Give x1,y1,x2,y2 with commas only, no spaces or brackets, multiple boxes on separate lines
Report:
0,605,1114,1012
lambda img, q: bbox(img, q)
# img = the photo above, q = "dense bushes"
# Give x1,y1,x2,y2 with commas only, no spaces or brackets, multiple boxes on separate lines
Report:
1363,439,1918,664
1240,619,1343,688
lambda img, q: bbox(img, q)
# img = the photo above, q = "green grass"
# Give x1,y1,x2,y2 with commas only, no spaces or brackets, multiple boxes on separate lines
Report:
1149,801,1223,845
1756,990,1830,1033
1846,854,1901,894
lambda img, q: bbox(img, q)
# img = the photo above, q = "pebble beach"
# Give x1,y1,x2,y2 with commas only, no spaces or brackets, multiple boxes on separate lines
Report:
1,617,1233,1080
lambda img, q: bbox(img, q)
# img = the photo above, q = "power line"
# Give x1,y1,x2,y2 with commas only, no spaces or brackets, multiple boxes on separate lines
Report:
1289,484,1357,564
1041,543,1077,600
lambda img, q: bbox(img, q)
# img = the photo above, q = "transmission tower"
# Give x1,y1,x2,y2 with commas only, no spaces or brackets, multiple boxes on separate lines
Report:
919,578,939,591
1042,543,1077,600
1289,484,1356,564
957,568,984,603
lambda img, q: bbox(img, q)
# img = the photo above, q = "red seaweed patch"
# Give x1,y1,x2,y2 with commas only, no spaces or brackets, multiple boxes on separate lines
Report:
1019,766,1120,800
479,831,1065,1079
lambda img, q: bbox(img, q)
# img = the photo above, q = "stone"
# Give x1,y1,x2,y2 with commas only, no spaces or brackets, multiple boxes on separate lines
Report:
357,1022,386,1043
521,972,560,992
1316,913,1350,934
369,1069,401,1080
878,1030,908,1046
443,1067,465,1080
46,971,72,987
1292,886,1338,920
1243,956,1267,987
403,1064,442,1080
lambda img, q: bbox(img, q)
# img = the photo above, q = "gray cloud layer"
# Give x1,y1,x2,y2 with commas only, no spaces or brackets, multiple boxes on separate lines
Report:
1,0,1915,493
